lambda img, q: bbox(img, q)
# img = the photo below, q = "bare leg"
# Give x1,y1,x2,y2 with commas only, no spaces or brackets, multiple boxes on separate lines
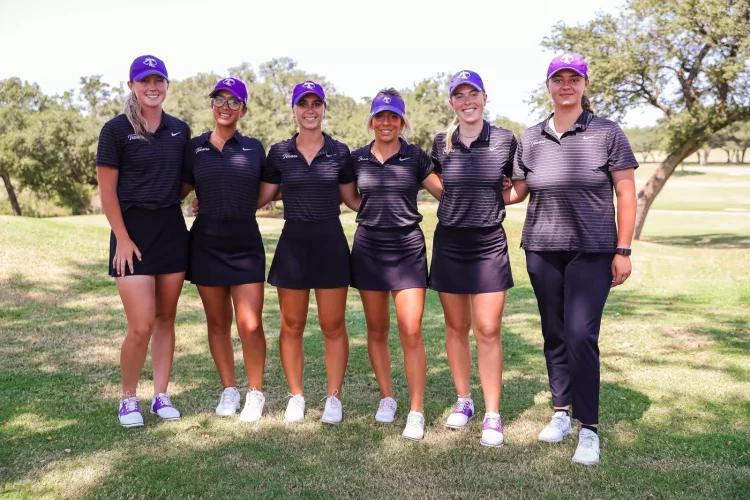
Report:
438,292,473,397
231,283,266,390
277,287,310,395
393,288,427,412
360,290,392,398
315,287,349,397
197,285,235,388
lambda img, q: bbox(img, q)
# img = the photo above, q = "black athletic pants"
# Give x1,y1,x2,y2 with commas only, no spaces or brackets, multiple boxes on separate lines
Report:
525,250,613,425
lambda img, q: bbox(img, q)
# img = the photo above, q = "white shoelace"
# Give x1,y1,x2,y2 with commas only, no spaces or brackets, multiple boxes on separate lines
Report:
579,432,597,449
157,394,172,407
123,397,138,411
287,393,305,410
220,388,237,406
406,412,424,428
247,390,264,410
551,413,569,430
378,398,397,412
485,415,501,430
453,398,472,412
326,395,342,410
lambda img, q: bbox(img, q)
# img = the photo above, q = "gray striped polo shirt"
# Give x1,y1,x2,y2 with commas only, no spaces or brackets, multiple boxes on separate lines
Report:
513,110,638,252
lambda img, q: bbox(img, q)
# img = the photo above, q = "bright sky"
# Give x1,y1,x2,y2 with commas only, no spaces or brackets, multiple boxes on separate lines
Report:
0,0,661,128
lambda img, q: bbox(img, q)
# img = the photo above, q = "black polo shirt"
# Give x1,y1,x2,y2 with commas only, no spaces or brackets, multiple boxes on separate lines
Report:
430,121,517,228
182,131,265,219
263,133,354,222
513,110,639,253
96,113,191,211
351,139,434,229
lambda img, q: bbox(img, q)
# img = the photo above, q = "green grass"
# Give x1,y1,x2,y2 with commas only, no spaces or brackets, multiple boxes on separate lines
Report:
1,196,749,498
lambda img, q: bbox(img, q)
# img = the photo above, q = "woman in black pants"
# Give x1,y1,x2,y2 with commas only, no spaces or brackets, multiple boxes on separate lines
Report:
508,53,638,465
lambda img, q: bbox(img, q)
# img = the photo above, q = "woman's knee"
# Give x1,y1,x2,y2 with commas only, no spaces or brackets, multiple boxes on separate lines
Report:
126,320,154,344
399,324,423,349
237,317,263,341
320,317,346,339
473,323,501,344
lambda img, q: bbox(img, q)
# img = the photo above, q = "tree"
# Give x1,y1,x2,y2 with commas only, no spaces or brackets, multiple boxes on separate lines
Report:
401,75,455,152
624,125,666,162
538,0,750,239
493,116,527,139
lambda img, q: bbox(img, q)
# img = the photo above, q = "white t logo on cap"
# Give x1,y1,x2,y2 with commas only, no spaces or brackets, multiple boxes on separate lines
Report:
223,78,235,86
560,54,574,64
143,57,157,67
383,97,391,103
458,71,471,79
302,82,315,89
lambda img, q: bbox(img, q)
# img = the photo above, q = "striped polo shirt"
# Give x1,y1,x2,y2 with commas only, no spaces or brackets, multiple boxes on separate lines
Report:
431,121,517,228
182,131,266,219
263,133,354,222
352,139,434,228
96,112,191,211
513,110,639,252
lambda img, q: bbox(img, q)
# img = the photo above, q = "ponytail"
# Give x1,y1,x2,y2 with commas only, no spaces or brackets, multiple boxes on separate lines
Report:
122,92,151,142
443,116,460,154
581,94,594,114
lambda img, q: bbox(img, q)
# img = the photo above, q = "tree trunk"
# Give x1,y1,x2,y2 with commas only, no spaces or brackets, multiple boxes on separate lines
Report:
700,150,709,166
634,141,701,240
724,149,732,163
0,171,22,216
741,148,747,164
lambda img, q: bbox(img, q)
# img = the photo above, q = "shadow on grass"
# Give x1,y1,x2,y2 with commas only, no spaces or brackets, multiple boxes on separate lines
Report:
643,233,750,249
671,169,707,177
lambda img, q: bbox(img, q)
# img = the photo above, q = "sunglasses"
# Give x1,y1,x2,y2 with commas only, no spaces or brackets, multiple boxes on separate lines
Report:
212,96,243,111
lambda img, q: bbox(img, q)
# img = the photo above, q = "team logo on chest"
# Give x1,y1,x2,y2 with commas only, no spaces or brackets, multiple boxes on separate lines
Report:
143,57,157,67
283,153,298,159
195,147,210,154
128,134,143,141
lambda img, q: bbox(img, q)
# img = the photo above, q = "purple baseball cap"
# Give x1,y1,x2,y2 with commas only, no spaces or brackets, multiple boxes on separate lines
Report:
130,55,169,82
291,81,326,107
209,77,248,103
370,94,405,118
547,53,588,80
449,70,484,96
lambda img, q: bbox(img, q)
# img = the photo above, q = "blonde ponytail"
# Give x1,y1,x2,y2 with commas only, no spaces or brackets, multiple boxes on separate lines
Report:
443,116,460,154
122,92,151,142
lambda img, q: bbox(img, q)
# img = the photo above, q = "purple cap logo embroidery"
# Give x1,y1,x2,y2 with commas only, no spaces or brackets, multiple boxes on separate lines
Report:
370,94,406,118
449,70,485,96
129,55,169,82
209,77,248,103
547,53,589,80
383,97,391,104
291,81,326,107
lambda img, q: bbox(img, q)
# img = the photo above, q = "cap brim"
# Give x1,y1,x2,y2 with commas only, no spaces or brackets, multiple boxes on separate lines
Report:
450,82,483,96
132,70,169,82
547,67,587,79
209,88,246,102
371,105,405,117
293,91,326,106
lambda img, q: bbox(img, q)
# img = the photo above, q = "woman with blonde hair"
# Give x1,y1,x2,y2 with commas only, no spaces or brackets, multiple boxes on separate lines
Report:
350,88,443,440
96,55,190,427
430,70,517,447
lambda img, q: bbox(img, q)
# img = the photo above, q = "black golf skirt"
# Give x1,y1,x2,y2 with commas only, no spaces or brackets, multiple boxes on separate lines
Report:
108,205,188,277
268,218,350,290
188,215,265,287
351,224,428,291
429,223,514,294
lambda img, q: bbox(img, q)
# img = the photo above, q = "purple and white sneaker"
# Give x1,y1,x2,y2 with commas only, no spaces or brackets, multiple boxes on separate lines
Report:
480,413,504,447
119,396,144,428
446,397,474,429
150,393,181,421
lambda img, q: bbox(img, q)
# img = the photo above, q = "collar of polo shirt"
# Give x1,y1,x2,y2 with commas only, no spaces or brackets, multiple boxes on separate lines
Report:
451,120,492,145
287,132,336,156
542,110,594,137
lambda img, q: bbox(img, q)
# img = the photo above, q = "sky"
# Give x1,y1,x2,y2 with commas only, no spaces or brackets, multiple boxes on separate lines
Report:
0,0,662,128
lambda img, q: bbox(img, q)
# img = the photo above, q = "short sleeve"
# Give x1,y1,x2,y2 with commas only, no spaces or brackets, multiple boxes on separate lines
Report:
417,148,435,182
512,137,527,180
430,136,443,174
607,125,640,172
96,121,121,169
262,149,282,184
504,135,518,178
339,149,355,184
182,140,195,186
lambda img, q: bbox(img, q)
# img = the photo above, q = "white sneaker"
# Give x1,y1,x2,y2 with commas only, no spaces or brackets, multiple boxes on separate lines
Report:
538,411,572,443
375,397,397,423
118,396,144,428
480,413,504,447
239,389,265,423
321,394,343,424
216,387,241,417
445,397,474,429
284,394,306,422
572,428,601,465
150,393,181,420
401,411,425,441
